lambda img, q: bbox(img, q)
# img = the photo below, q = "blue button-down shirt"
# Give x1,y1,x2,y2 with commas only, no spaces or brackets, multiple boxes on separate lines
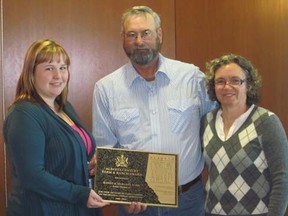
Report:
92,54,215,185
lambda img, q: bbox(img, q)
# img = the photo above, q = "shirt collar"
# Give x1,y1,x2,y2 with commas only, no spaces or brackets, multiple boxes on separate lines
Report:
126,54,172,87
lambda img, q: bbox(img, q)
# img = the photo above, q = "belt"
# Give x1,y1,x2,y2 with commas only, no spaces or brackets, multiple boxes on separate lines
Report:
178,175,201,194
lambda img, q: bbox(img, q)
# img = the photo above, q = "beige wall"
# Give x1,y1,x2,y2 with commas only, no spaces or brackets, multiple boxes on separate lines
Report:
0,1,287,215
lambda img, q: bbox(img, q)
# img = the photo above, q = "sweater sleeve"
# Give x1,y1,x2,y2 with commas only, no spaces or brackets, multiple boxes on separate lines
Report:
261,114,288,216
4,103,91,204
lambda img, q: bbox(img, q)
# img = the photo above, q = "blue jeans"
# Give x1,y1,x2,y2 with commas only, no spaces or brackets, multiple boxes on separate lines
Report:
118,180,205,216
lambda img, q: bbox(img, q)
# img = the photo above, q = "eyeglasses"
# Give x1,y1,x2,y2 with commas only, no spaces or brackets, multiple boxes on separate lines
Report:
124,30,154,42
214,78,246,87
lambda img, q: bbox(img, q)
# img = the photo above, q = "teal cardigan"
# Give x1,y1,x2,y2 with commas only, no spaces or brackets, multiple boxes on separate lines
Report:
4,100,101,216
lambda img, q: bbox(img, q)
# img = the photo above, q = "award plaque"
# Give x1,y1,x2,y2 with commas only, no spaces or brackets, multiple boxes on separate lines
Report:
94,147,178,207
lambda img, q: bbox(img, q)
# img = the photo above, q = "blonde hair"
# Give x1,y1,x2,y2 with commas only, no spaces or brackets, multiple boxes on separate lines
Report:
14,39,70,111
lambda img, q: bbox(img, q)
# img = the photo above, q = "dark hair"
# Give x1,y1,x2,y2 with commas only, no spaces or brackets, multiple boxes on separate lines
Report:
205,54,261,105
13,39,70,111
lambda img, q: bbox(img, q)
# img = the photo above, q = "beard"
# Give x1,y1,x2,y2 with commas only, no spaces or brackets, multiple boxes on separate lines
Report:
124,37,161,66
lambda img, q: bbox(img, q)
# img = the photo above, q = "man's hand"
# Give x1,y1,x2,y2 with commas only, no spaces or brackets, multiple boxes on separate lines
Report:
124,202,147,214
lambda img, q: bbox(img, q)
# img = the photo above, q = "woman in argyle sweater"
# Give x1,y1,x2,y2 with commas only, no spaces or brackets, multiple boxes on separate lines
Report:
201,54,288,216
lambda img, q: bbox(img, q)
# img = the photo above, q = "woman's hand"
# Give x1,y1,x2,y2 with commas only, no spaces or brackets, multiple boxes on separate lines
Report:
88,154,97,177
86,189,109,208
124,202,147,214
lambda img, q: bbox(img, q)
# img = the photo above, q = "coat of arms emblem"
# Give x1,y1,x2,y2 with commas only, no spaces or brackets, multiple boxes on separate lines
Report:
115,154,128,167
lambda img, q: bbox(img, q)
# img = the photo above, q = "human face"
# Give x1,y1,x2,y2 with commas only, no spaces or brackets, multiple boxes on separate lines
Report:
33,56,69,106
214,63,248,108
122,13,162,66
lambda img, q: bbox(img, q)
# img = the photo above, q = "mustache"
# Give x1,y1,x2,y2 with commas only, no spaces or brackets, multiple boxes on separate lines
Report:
132,45,150,50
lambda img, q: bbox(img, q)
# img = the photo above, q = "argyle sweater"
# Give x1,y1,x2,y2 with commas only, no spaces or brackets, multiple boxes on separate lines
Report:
202,106,288,216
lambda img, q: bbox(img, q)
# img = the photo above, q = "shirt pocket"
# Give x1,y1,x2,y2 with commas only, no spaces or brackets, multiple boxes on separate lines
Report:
112,108,140,142
167,98,199,134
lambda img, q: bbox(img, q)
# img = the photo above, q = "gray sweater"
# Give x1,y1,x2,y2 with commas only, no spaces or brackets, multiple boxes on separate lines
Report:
202,106,288,216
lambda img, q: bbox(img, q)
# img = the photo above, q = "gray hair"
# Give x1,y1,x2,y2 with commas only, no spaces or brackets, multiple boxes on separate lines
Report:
121,6,161,32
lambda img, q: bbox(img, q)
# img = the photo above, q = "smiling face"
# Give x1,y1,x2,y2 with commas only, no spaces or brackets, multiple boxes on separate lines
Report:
214,63,248,109
122,13,162,66
33,55,69,106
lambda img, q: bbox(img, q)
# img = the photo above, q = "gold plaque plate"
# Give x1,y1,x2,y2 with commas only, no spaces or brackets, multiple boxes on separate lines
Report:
94,147,178,207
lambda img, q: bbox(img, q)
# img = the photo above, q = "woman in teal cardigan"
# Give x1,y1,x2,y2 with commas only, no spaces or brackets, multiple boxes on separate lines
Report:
3,39,108,216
